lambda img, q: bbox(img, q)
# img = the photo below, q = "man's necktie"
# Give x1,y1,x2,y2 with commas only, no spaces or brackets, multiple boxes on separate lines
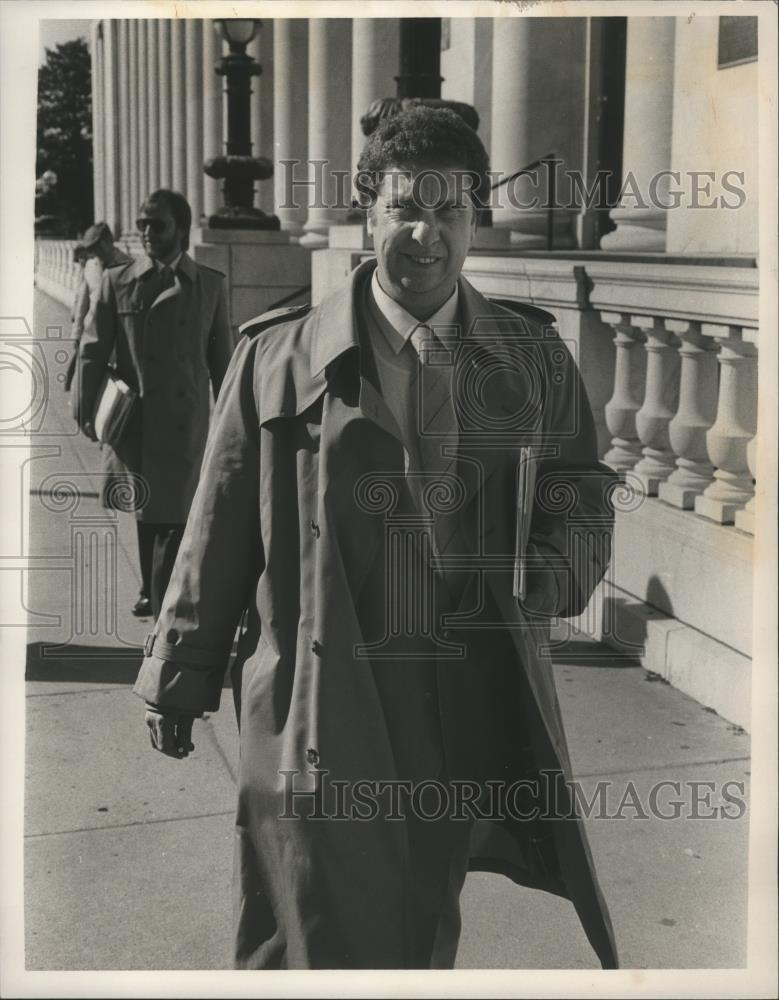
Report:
408,323,467,598
158,266,175,293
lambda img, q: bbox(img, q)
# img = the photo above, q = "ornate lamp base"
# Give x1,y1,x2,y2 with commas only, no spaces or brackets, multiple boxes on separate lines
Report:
205,206,281,230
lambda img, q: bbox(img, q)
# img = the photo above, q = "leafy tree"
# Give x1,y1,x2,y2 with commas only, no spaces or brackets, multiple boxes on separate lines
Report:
36,37,93,236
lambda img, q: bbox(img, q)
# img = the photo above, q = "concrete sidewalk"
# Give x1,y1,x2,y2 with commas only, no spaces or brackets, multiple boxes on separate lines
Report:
24,291,751,971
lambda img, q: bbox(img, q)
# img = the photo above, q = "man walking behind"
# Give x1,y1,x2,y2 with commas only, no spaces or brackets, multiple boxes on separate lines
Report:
66,221,131,393
135,111,619,969
78,189,234,618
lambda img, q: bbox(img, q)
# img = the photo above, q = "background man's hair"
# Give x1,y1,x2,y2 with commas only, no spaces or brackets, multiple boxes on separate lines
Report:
356,106,490,210
140,188,192,250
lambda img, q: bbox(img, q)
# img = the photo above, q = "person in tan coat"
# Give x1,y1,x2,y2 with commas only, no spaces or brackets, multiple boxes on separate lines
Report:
135,112,619,969
78,189,235,618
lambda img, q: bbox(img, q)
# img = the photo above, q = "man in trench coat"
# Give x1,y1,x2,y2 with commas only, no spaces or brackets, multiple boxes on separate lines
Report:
135,109,620,969
78,189,234,618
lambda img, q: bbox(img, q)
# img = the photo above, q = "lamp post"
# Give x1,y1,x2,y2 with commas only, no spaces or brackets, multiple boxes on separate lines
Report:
204,19,279,229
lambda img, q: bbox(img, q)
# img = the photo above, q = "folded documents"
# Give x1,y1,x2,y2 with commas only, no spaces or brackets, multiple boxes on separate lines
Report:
93,368,138,447
513,446,537,603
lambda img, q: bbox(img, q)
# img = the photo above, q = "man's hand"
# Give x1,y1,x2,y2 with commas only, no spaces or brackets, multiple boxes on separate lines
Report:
144,705,199,759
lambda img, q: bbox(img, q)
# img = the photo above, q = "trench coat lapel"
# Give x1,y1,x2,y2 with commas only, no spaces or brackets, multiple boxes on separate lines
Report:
309,263,411,603
444,277,542,553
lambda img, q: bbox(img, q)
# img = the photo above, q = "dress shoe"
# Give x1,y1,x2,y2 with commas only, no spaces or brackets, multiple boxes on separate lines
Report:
132,595,153,617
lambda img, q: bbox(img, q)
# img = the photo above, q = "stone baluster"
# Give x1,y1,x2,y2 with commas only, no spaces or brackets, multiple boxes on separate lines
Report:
695,325,758,524
633,316,680,494
602,312,647,471
658,320,719,508
734,434,757,534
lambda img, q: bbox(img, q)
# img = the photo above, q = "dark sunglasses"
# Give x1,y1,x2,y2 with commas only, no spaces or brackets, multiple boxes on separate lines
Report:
136,217,168,235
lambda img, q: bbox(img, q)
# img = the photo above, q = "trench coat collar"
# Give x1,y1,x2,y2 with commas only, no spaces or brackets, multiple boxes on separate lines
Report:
122,251,197,284
309,256,532,378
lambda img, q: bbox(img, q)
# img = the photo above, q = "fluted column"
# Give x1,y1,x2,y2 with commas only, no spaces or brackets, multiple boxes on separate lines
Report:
633,317,680,495
126,21,138,219
202,21,223,218
185,19,204,223
171,19,187,193
490,18,582,248
102,19,121,236
91,22,105,222
695,326,758,524
658,320,719,509
137,17,149,200
157,20,172,188
600,17,675,251
351,20,400,173
273,19,308,236
116,21,131,234
602,312,647,471
300,19,353,248
146,21,160,193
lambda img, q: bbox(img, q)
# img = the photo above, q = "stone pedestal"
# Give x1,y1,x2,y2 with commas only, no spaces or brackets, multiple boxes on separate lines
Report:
192,228,311,328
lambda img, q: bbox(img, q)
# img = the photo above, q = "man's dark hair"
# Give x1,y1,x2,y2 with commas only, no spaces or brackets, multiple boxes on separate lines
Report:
140,188,192,250
356,106,490,210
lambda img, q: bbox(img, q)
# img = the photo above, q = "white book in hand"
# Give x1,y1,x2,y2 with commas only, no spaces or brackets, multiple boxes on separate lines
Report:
93,370,137,446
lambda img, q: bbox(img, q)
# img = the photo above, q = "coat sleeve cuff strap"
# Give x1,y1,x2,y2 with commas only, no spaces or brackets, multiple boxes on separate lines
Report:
143,632,225,668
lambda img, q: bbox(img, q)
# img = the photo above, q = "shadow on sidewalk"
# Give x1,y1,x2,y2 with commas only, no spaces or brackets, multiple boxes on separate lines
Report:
26,641,143,685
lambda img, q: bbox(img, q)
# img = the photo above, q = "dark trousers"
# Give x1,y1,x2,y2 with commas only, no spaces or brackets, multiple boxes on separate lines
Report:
136,522,185,618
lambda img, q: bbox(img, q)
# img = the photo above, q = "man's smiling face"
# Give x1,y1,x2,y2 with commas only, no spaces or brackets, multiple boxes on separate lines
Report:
367,163,478,320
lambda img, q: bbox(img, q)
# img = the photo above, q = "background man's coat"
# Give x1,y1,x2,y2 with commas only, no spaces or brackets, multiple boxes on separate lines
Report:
78,252,233,522
135,261,619,969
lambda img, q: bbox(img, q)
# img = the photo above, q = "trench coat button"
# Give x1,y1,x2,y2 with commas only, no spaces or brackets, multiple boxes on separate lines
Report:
306,748,320,766
309,520,320,538
311,639,322,656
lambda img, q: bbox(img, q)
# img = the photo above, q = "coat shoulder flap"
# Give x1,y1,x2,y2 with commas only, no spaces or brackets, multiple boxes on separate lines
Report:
239,303,312,340
195,261,227,281
489,298,558,329
241,305,324,426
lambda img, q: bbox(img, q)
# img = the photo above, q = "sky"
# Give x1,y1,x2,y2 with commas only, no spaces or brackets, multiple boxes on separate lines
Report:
39,19,92,65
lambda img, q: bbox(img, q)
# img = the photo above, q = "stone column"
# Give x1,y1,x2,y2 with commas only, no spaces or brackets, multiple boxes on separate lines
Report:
351,20,399,173
158,20,172,188
116,21,131,234
137,17,149,201
102,19,121,236
202,21,223,218
185,19,204,223
601,312,647,471
273,19,308,236
171,19,187,193
658,320,719,509
146,21,160,193
695,326,758,524
633,317,680,495
300,19,353,248
490,17,584,248
125,21,138,220
91,22,105,222
600,17,675,251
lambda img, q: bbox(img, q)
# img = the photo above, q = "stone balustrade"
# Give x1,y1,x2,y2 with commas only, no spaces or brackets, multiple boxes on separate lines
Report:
34,239,82,311
596,300,758,532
